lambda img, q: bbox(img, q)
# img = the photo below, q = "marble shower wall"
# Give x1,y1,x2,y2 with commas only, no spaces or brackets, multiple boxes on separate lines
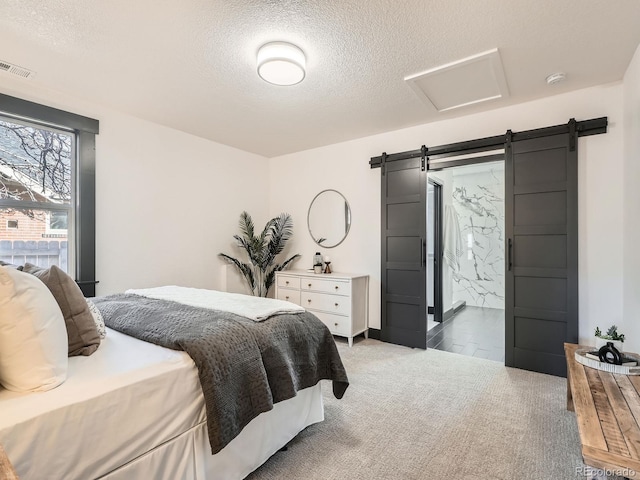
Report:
451,163,505,309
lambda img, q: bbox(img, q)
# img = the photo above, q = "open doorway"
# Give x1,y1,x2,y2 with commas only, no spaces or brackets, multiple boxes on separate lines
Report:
427,179,443,331
426,161,505,362
376,119,592,374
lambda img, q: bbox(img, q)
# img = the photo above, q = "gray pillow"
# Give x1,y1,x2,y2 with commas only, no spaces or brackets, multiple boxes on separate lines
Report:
23,263,100,356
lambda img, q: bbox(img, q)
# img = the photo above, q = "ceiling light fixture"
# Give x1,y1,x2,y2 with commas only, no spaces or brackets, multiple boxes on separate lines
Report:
257,42,306,86
546,72,566,85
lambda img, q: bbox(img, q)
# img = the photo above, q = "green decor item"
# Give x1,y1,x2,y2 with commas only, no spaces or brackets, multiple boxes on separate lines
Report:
219,211,300,297
595,325,625,343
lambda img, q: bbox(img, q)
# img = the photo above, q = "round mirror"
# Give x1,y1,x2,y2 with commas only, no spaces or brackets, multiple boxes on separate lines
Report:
307,189,351,248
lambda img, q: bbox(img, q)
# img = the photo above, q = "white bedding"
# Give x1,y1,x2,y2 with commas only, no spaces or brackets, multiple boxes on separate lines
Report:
127,285,304,321
0,328,204,479
0,327,324,479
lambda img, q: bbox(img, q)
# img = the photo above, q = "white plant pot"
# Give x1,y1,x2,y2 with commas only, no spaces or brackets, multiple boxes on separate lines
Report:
595,337,624,352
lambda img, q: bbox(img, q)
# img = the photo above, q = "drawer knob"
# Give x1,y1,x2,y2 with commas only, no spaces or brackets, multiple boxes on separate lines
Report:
307,299,311,303
285,281,289,285
308,283,312,287
285,296,289,300
334,322,338,327
335,303,339,307
335,286,339,290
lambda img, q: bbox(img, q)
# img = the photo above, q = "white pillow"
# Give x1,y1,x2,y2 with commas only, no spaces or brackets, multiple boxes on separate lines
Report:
0,266,68,392
86,298,106,339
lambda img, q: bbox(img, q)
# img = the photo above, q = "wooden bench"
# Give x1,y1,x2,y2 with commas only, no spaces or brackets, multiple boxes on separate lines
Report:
565,342,640,477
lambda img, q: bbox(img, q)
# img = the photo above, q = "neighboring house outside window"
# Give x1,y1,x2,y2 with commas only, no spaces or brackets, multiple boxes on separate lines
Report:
0,94,99,296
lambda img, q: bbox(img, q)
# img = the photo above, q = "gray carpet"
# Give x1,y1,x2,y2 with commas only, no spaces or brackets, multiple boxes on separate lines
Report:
247,338,592,480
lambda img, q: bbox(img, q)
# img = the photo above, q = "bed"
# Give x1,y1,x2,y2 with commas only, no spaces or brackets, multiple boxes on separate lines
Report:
0,283,348,480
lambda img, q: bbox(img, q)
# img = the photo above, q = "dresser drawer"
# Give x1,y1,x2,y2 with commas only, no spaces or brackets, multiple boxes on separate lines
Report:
313,311,351,337
277,276,300,289
276,288,300,305
300,278,351,296
301,291,350,316
275,270,369,348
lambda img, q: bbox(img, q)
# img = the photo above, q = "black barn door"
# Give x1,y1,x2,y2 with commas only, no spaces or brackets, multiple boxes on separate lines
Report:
505,132,578,377
381,157,427,348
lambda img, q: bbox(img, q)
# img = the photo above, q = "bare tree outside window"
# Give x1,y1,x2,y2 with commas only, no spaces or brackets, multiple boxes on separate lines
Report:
0,119,72,204
0,118,73,271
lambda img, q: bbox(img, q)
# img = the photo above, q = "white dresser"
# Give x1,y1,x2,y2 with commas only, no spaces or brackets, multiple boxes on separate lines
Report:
275,270,369,347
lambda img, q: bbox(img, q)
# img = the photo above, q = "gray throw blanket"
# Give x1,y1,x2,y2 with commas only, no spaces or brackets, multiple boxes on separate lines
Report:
92,294,349,454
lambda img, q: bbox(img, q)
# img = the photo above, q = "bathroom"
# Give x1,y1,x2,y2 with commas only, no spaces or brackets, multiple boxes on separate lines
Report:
426,160,505,362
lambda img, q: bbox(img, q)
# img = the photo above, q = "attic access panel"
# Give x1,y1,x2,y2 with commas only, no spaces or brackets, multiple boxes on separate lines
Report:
405,48,509,112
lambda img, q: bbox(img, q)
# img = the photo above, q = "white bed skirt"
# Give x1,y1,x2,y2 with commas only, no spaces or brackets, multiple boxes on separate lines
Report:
1,329,326,480
101,384,324,480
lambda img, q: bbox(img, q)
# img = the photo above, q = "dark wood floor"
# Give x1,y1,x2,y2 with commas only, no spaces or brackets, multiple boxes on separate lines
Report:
427,306,505,363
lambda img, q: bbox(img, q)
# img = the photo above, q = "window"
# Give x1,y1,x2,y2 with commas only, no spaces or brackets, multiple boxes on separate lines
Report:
0,118,73,271
0,94,99,295
49,211,68,231
46,211,68,239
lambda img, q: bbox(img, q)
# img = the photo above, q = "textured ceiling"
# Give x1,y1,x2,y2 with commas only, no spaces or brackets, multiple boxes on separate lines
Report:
0,0,639,157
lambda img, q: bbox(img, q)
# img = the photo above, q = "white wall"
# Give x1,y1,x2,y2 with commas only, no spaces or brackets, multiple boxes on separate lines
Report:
0,77,270,295
269,83,624,344
1,74,628,348
623,45,640,353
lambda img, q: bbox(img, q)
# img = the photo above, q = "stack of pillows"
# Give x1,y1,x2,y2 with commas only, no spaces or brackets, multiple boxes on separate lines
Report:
0,262,106,393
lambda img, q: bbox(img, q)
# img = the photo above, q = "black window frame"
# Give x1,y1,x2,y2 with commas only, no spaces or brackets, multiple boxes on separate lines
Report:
0,93,99,296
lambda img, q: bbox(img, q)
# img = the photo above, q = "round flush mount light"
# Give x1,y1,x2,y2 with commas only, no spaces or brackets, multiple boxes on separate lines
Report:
546,72,566,85
257,42,306,86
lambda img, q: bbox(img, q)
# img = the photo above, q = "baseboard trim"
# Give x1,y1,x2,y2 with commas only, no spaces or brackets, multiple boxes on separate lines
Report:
453,300,466,313
368,328,381,340
375,301,466,340
443,301,466,321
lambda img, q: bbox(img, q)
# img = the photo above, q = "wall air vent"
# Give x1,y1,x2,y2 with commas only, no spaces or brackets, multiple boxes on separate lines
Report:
0,60,35,79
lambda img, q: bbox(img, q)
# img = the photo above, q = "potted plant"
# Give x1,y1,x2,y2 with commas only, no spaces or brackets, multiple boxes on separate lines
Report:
595,325,625,351
219,211,300,297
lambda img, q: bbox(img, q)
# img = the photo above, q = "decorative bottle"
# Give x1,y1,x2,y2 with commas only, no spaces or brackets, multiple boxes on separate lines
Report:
313,252,323,268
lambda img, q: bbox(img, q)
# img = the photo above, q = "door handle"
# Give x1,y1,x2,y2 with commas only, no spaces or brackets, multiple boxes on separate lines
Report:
420,238,426,267
508,238,513,271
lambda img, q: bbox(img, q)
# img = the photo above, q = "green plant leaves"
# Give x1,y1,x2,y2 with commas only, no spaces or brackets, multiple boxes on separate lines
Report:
219,211,300,297
595,324,625,342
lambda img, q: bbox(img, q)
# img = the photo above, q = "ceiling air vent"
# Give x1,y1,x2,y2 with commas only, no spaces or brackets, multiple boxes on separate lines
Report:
405,48,509,113
0,60,35,79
